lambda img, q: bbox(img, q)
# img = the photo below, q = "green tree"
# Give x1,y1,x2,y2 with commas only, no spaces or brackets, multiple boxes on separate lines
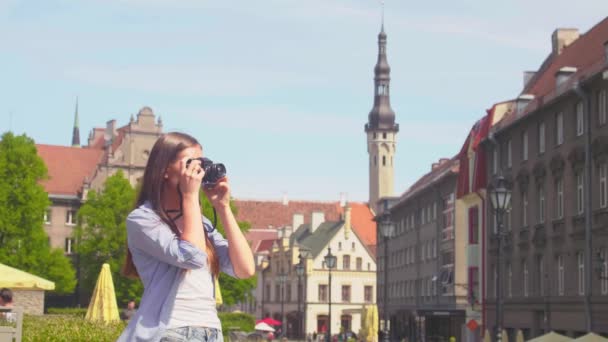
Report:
199,193,257,307
0,132,76,293
75,170,142,304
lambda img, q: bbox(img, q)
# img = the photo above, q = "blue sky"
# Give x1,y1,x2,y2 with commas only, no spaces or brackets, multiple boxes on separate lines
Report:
0,1,606,203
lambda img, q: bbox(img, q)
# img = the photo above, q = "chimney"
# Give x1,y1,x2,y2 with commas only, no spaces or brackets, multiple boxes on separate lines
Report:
523,71,536,88
283,226,292,239
311,211,325,234
339,192,347,208
555,66,577,87
104,120,116,147
516,94,535,114
343,204,352,240
282,193,289,206
552,28,579,55
431,162,439,171
292,213,304,231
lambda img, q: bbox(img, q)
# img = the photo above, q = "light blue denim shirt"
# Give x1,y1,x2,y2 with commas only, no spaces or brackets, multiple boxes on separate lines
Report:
117,201,235,342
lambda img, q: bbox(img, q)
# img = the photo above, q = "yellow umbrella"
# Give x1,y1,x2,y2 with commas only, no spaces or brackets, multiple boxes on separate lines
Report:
516,329,525,342
573,333,608,342
483,329,491,342
215,276,223,307
526,331,572,342
85,263,120,323
503,329,509,342
359,305,368,341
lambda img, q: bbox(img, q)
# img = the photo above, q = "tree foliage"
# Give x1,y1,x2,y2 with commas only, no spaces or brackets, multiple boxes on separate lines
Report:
199,192,257,307
75,170,142,305
0,132,76,293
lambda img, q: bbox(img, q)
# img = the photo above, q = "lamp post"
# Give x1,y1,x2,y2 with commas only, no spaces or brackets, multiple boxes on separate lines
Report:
296,254,305,340
489,175,512,342
324,247,337,342
377,199,395,342
277,273,288,338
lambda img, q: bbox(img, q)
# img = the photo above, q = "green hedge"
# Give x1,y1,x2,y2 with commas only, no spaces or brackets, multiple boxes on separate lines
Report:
22,311,254,341
23,315,126,342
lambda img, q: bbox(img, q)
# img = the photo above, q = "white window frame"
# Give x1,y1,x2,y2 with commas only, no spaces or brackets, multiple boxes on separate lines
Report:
577,173,585,215
66,209,77,226
578,252,585,295
557,178,564,219
522,130,529,161
507,139,512,168
44,209,51,224
600,163,607,209
523,261,529,297
577,101,584,136
65,237,75,254
599,89,607,125
557,112,564,145
558,255,565,296
538,183,545,224
539,121,545,154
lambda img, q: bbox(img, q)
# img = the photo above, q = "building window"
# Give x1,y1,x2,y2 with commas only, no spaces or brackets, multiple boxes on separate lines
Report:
507,263,512,298
577,173,585,215
265,284,270,301
523,260,529,297
600,89,607,125
493,148,498,175
522,130,529,161
576,101,584,136
364,285,373,302
286,284,292,302
318,284,328,302
341,285,351,302
367,262,371,271
601,248,608,295
374,155,377,166
351,242,355,251
523,191,528,227
578,252,585,295
382,155,386,166
556,178,564,219
44,209,52,224
468,267,479,304
539,122,545,154
342,255,350,270
275,284,281,302
507,139,512,168
538,256,545,296
468,206,479,244
538,183,545,224
600,163,607,208
557,112,564,145
356,257,362,271
65,238,75,254
557,255,565,296
66,209,77,225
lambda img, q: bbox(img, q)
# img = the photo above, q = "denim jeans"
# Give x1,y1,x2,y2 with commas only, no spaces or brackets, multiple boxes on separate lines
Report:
160,326,224,342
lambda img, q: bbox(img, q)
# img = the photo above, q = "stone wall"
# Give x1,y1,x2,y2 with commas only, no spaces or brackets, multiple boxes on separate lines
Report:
13,290,45,315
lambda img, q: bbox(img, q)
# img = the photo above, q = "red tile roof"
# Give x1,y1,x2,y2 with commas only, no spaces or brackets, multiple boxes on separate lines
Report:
234,199,377,251
256,239,275,253
524,17,608,99
36,145,104,196
245,229,279,253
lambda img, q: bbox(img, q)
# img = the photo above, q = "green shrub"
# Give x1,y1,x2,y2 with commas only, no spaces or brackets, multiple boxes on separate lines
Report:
219,312,255,334
23,314,126,342
46,308,88,317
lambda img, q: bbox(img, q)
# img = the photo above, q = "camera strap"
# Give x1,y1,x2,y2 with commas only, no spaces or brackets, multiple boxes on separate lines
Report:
168,185,218,231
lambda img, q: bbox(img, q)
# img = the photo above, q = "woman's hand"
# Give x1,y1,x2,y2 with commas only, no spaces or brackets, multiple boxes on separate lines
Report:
179,157,204,198
203,177,230,209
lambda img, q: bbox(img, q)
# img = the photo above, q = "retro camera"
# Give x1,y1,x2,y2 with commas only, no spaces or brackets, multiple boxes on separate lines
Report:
186,157,227,188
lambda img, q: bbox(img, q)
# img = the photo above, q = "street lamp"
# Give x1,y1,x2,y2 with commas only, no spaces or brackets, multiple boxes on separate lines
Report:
377,199,395,342
277,273,288,338
296,254,306,340
324,247,337,342
488,175,512,342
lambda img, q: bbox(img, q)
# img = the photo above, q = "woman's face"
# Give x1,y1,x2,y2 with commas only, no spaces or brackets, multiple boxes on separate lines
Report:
164,145,203,188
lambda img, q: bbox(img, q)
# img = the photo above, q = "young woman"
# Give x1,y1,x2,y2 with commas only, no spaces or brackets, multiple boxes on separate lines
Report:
118,132,255,342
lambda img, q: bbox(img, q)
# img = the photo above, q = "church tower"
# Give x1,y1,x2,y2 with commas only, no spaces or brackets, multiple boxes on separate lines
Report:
71,97,80,147
364,20,399,213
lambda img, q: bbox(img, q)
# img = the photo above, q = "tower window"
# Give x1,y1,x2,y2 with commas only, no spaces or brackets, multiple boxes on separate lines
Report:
373,133,376,139
383,132,387,139
374,155,377,166
377,84,388,96
382,156,386,166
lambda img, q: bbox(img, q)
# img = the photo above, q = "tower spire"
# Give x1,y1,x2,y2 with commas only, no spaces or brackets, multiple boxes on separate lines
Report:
364,11,399,213
71,97,80,147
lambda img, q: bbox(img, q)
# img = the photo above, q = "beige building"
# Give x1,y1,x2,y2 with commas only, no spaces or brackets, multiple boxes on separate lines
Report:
259,206,376,339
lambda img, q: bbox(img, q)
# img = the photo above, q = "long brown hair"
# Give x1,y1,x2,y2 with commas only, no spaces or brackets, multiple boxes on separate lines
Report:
122,132,220,278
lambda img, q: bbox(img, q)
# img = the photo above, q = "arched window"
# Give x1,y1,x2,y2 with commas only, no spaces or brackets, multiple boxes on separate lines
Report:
382,156,386,166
